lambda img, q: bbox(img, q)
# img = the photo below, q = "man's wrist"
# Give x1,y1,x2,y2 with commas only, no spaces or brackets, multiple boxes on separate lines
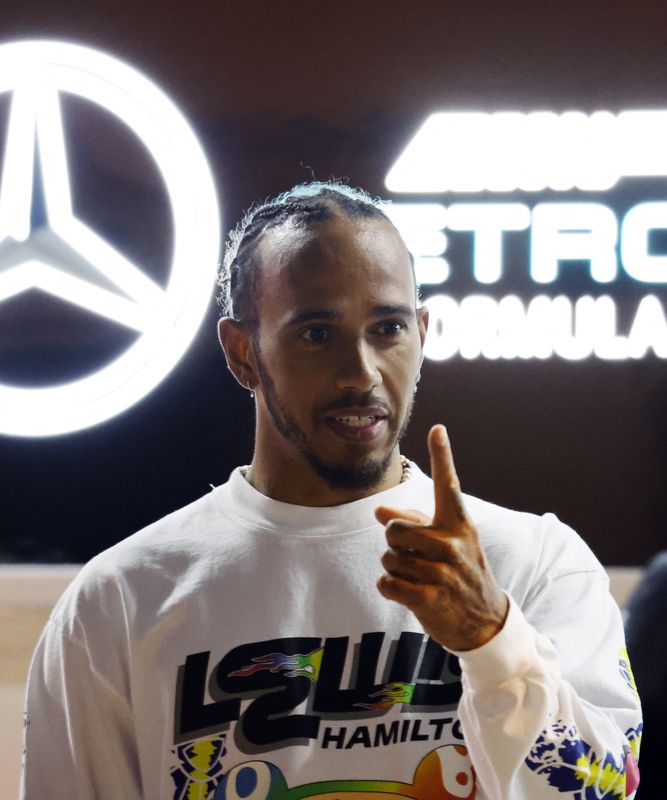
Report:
448,593,560,688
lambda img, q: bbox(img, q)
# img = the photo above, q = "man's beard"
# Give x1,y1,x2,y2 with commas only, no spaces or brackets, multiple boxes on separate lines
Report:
253,347,415,492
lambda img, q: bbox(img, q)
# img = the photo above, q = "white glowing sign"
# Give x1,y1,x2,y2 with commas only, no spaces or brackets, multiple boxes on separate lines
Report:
422,294,667,361
385,110,667,193
384,111,667,360
0,40,220,436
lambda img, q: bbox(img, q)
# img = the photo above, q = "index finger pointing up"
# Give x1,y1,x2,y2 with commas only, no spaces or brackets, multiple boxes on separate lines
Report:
428,424,469,528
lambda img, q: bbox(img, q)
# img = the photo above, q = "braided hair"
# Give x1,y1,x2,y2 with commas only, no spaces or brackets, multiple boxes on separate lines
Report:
217,181,411,328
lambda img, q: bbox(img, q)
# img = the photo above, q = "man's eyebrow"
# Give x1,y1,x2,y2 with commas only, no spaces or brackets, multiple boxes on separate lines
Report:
286,305,416,326
371,304,416,319
286,309,342,326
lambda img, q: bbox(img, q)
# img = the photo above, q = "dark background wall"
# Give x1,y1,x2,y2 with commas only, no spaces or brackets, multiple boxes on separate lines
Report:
0,1,665,565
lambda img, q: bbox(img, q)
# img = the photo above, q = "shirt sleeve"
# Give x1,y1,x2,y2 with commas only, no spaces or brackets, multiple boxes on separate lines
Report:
21,615,143,800
452,531,642,800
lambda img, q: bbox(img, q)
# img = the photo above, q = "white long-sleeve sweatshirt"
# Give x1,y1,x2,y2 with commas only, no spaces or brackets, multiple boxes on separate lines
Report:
22,463,641,800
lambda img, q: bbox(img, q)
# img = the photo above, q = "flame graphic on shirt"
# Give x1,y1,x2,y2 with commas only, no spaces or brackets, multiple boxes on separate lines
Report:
229,648,323,682
355,681,416,710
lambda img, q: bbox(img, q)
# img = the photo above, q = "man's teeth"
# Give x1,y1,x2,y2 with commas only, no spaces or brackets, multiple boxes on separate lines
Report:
335,415,377,427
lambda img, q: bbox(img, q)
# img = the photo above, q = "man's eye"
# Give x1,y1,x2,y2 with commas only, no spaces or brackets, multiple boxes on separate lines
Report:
378,320,407,336
301,327,329,343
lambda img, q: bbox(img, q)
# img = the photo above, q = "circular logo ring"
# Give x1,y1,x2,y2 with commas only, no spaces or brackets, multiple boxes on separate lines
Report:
0,40,220,437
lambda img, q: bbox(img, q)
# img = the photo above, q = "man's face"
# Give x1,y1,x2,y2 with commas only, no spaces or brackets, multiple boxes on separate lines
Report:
250,214,427,491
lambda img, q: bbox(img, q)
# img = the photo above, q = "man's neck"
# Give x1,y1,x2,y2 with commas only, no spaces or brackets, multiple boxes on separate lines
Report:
244,450,405,507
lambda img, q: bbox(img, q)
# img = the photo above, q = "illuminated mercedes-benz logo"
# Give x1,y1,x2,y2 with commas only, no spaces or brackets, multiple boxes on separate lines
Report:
0,40,220,437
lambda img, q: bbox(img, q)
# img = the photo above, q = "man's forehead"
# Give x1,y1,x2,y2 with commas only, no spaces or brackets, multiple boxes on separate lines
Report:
256,214,411,276
251,218,417,329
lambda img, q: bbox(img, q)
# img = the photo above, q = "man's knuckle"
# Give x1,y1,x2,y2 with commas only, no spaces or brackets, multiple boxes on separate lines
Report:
386,520,410,538
420,584,440,608
436,584,453,606
432,562,450,583
440,538,463,561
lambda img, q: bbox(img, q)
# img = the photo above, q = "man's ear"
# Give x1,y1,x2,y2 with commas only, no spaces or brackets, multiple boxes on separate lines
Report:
218,318,257,391
417,305,429,351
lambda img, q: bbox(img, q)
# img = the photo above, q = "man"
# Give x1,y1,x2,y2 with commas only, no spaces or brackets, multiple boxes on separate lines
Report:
23,182,641,799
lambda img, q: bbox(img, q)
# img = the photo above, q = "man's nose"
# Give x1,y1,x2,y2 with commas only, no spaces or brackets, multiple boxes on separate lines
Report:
334,338,381,393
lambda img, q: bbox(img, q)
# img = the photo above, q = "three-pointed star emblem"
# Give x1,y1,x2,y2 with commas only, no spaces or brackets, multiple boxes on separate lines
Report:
0,41,220,436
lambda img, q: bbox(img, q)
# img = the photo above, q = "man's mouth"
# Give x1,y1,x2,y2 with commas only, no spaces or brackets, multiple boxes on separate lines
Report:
324,408,389,441
333,415,381,428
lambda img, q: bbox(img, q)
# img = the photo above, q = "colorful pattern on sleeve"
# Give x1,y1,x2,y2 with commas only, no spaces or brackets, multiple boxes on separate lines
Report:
617,648,639,698
525,721,642,799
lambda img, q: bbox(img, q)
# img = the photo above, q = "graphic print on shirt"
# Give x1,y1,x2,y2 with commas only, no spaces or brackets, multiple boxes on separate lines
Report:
228,648,324,682
171,734,227,800
212,746,476,800
525,720,643,799
172,631,473,800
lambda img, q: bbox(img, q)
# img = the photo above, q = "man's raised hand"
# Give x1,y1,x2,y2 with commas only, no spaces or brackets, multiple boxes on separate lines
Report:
376,424,509,652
